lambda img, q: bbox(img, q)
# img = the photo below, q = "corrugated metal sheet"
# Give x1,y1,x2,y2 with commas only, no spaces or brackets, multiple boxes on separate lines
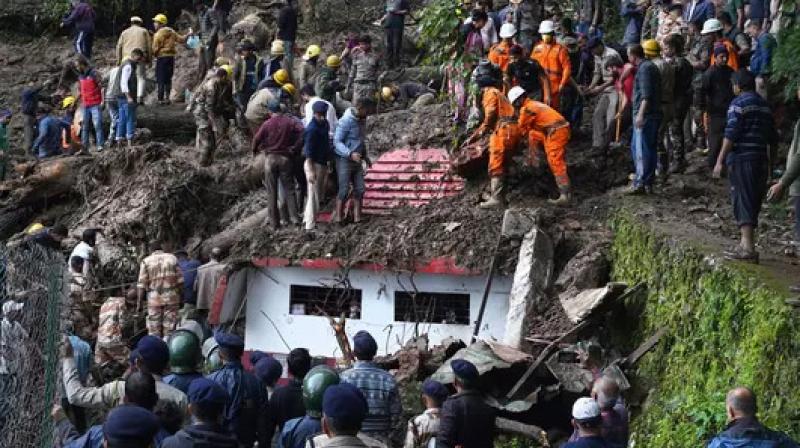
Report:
363,148,465,215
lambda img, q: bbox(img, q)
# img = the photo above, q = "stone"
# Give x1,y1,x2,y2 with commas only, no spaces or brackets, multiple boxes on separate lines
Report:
555,239,611,297
501,208,541,239
503,226,553,349
559,282,627,323
231,13,273,51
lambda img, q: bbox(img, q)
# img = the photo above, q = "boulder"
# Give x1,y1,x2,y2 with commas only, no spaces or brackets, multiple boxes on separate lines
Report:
555,239,611,300
231,13,274,51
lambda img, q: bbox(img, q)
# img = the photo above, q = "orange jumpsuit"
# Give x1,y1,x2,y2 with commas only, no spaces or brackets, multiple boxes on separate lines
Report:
475,87,520,177
530,41,572,111
488,40,513,73
518,98,571,188
709,38,740,71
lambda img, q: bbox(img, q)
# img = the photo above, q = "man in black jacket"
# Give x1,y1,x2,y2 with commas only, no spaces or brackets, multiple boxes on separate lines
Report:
436,359,495,448
162,378,238,448
277,0,298,77
262,347,310,443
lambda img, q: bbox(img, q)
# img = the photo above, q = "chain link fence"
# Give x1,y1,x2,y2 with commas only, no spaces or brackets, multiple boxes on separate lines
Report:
0,243,65,448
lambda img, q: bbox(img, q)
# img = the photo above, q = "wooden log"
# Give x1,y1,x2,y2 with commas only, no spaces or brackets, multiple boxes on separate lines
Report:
136,104,197,144
622,326,667,369
495,417,549,446
0,156,89,208
200,208,269,257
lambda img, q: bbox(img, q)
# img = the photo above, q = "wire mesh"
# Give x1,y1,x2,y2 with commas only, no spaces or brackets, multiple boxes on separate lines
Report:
0,243,64,448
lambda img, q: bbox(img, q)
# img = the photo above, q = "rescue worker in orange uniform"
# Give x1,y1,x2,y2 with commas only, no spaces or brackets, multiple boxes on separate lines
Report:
465,74,520,209
530,20,572,111
703,18,739,71
510,86,572,205
489,23,517,90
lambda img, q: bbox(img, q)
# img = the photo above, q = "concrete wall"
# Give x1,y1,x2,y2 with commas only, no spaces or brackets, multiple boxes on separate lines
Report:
244,266,512,357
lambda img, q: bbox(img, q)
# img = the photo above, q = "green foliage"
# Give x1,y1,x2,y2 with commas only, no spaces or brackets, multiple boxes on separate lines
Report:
417,0,466,65
611,212,800,447
494,435,542,448
772,26,800,98
43,0,71,24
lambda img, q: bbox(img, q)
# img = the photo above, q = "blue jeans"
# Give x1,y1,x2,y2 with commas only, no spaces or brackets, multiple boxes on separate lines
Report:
115,96,137,141
81,104,104,148
336,156,365,200
631,116,660,187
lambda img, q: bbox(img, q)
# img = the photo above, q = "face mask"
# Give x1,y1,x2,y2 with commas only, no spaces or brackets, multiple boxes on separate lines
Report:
542,34,553,43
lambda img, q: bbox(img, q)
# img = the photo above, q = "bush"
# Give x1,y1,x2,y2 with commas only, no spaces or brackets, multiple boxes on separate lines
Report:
772,26,800,99
417,0,466,65
611,212,800,447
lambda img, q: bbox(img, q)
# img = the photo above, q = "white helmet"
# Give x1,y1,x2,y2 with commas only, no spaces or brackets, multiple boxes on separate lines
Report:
499,23,517,39
539,20,555,34
508,86,526,104
701,18,723,35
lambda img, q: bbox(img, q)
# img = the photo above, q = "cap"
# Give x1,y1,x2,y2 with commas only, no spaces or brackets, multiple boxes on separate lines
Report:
713,43,728,57
352,330,377,359
136,335,170,368
509,44,524,56
103,405,160,444
214,331,244,349
254,356,284,385
322,383,368,426
312,100,329,114
572,397,601,420
422,379,450,402
267,99,282,113
271,40,285,55
451,359,479,382
701,18,723,34
508,86,526,104
187,378,229,405
130,16,143,23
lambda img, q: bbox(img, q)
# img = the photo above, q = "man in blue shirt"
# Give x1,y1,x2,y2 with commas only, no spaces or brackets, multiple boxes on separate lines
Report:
303,99,331,232
333,97,375,224
175,249,201,320
563,397,611,448
746,19,776,100
708,387,798,448
628,42,662,194
684,0,716,25
713,69,777,263
32,107,68,159
340,331,402,441
206,332,265,446
621,0,645,46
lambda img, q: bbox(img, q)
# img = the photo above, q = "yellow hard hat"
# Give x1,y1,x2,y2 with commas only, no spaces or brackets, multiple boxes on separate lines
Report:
326,55,342,68
214,57,231,67
303,45,321,61
642,39,661,56
153,13,168,25
220,64,233,78
62,96,76,109
273,69,290,85
25,223,44,235
271,40,285,56
381,86,395,102
282,83,296,96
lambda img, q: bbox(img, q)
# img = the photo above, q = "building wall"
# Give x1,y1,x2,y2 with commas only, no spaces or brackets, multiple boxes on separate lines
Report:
244,266,512,357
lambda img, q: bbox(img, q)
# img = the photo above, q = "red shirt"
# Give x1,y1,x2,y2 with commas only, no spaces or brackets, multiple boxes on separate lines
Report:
615,63,636,103
253,113,304,155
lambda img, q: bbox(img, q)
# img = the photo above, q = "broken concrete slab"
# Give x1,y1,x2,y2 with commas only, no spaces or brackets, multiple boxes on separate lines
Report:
501,208,542,239
559,282,627,324
503,226,554,349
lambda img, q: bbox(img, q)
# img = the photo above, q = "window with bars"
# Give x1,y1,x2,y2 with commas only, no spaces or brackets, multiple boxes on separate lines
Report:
289,285,362,319
394,291,471,325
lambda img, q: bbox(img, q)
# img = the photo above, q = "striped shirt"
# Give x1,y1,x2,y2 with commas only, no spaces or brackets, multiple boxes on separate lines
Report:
724,91,777,163
340,361,403,435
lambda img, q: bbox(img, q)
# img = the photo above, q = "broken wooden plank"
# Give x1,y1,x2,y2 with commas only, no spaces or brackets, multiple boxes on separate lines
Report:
622,326,667,369
559,282,627,323
495,417,549,446
506,320,590,399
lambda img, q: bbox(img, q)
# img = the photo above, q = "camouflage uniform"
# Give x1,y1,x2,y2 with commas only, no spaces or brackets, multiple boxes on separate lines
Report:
67,271,97,342
193,76,235,166
348,49,380,105
95,296,129,365
404,409,441,448
137,250,183,338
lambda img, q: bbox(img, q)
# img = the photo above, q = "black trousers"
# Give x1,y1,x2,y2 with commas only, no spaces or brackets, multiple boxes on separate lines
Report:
707,114,726,168
156,56,175,101
385,26,404,66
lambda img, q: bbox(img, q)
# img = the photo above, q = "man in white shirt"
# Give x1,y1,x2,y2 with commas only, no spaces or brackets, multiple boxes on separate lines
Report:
115,48,144,146
301,85,338,137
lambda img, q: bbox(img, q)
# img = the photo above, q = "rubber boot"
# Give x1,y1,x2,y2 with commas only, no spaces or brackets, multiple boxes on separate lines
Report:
353,198,362,223
479,177,505,209
548,185,571,205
